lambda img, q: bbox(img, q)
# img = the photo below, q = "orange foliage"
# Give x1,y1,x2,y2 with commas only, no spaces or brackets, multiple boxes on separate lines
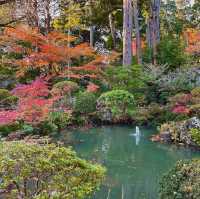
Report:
0,24,119,82
1,25,96,77
184,29,200,55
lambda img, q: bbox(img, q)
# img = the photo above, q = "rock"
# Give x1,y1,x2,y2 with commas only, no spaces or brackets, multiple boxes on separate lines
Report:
99,109,113,122
151,134,161,142
5,131,26,141
186,117,200,129
179,117,200,146
158,117,200,148
160,131,172,143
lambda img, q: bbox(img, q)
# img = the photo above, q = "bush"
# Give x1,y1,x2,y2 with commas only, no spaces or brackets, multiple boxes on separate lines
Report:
0,89,18,107
190,128,200,146
157,35,187,68
48,111,72,129
2,95,19,106
0,89,11,101
0,141,105,199
51,80,79,96
0,123,21,137
74,92,97,114
97,90,135,122
191,87,200,98
142,65,200,104
36,121,58,135
159,159,200,199
190,104,200,117
104,65,145,97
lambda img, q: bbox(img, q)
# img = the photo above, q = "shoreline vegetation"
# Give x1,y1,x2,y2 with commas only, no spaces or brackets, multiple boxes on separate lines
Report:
0,0,200,198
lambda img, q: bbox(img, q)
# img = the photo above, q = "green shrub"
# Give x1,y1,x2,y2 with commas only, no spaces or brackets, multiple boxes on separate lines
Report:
157,35,187,68
2,95,19,106
0,89,11,101
51,80,79,96
74,92,97,114
159,159,200,199
190,128,200,146
105,65,145,97
190,104,200,117
36,121,58,135
97,90,135,122
0,123,21,137
0,89,18,107
0,141,105,199
48,111,72,129
191,87,200,98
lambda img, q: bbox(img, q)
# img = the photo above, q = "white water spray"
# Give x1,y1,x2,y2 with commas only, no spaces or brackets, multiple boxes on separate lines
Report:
130,126,141,145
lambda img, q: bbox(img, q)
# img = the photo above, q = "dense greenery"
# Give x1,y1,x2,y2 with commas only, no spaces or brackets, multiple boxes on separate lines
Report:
190,128,200,146
0,141,105,199
74,92,97,115
160,159,200,199
0,0,200,198
157,35,187,68
97,90,135,122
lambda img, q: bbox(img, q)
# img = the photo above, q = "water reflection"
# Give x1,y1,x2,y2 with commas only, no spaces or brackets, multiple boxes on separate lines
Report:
58,126,200,199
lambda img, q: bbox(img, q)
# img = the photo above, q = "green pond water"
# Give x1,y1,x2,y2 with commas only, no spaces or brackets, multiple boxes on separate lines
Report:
59,125,200,199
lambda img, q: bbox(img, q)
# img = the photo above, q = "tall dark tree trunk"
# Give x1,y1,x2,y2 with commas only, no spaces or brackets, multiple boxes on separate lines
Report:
147,0,161,65
123,0,133,66
146,18,152,49
109,13,116,49
133,0,142,65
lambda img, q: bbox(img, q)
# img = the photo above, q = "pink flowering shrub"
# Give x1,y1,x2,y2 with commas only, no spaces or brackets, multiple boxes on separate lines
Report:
0,78,53,126
0,111,18,125
12,78,49,98
172,105,190,115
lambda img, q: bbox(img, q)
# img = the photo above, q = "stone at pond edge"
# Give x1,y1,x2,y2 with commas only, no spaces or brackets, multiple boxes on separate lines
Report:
152,117,200,148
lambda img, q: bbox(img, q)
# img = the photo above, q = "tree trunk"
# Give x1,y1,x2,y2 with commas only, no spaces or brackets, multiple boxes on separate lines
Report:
123,0,133,66
147,0,161,65
89,26,94,48
109,12,116,49
146,18,152,49
24,0,39,28
45,0,51,33
133,1,142,65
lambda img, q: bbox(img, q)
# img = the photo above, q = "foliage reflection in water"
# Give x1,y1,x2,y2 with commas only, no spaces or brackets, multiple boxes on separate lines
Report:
58,126,200,199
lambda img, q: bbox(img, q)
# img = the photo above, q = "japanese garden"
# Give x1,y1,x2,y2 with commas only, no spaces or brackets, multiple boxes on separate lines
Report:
0,0,200,198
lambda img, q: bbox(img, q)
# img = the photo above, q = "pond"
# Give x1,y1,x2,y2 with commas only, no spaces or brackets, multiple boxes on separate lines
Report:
58,125,200,199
